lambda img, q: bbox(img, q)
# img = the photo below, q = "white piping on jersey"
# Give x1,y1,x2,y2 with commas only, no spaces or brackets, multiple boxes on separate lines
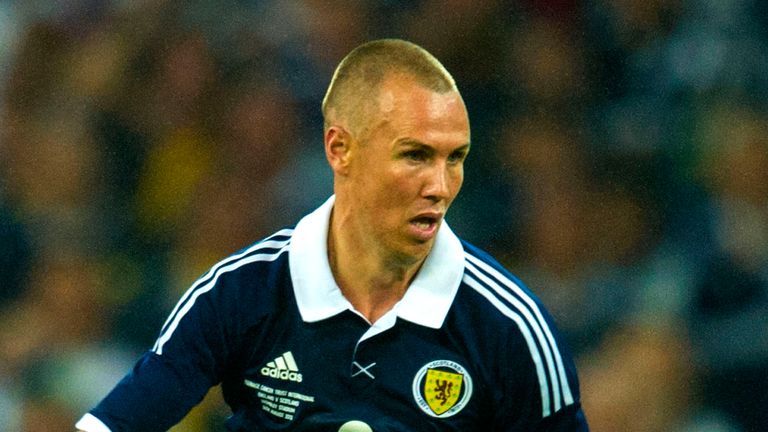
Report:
465,253,573,417
464,261,561,414
464,253,574,409
153,233,292,354
154,229,294,343
462,273,553,417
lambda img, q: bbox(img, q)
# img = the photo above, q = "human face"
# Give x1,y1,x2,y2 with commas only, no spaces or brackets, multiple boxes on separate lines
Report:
345,75,470,264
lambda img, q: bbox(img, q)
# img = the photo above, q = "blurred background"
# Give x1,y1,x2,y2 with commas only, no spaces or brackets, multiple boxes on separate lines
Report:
1,0,767,431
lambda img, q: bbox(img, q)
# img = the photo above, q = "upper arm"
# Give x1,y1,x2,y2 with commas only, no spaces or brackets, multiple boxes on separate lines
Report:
490,306,588,431
83,273,242,431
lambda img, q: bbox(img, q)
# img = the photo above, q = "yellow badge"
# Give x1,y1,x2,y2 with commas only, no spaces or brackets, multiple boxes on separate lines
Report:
424,368,464,415
412,360,473,418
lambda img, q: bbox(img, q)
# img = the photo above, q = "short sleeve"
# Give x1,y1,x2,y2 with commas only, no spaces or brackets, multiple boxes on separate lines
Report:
82,272,237,431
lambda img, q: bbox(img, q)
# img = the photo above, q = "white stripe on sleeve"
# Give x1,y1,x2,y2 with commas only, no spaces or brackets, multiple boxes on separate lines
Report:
153,244,289,354
465,253,574,407
154,231,292,348
463,274,552,417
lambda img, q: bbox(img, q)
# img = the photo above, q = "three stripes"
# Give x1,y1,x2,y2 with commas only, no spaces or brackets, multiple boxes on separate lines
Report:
463,252,574,417
152,229,294,354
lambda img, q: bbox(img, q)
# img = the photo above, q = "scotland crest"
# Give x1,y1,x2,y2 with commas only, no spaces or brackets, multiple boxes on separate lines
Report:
412,360,473,417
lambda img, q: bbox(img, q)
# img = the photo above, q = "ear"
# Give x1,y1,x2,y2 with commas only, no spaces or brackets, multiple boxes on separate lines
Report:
325,126,353,176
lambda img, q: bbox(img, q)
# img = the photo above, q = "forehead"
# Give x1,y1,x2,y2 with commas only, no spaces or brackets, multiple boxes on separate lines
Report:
371,75,470,145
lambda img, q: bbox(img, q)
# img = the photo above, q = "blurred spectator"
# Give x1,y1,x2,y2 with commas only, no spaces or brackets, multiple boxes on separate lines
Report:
579,322,740,432
579,323,693,432
688,102,768,431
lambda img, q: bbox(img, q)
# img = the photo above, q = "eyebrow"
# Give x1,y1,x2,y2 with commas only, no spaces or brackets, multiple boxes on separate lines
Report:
395,139,471,152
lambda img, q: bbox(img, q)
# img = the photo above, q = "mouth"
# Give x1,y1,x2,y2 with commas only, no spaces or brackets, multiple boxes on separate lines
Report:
408,213,442,240
411,216,437,228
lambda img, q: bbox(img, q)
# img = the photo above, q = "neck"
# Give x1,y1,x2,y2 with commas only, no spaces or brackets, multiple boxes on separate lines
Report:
327,208,426,324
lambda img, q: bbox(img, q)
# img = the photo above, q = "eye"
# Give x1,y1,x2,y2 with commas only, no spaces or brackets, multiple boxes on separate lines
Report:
403,149,429,162
447,150,468,164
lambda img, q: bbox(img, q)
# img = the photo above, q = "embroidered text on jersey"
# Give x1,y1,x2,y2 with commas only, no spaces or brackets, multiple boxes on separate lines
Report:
261,351,303,382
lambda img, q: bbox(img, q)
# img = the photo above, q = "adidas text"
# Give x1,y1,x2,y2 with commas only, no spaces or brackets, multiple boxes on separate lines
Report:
261,367,303,382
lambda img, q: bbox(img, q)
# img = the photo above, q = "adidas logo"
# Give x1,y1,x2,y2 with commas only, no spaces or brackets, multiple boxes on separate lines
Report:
260,351,303,382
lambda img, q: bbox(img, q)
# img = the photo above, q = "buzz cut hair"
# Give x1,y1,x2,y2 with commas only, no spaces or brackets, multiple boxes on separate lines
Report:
321,39,458,135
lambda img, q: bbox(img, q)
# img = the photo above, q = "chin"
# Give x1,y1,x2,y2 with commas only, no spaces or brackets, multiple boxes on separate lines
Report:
391,240,433,266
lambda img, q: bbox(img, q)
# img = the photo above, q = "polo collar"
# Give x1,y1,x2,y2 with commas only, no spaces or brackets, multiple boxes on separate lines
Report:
288,196,465,329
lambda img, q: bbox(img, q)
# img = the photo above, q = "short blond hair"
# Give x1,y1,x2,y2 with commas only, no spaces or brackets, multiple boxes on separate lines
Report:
322,39,458,135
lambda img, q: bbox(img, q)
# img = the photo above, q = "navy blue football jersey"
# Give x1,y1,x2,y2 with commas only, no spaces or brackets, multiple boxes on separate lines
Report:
77,197,588,431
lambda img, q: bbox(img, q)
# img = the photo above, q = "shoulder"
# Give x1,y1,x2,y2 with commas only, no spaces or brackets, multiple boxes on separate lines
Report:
191,227,297,317
152,227,295,354
458,240,549,325
455,240,580,418
203,227,294,290
178,228,295,306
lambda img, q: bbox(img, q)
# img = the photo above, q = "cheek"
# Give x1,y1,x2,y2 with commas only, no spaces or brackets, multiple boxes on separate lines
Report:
372,178,412,212
358,168,410,209
452,167,465,188
446,167,465,199
389,169,425,197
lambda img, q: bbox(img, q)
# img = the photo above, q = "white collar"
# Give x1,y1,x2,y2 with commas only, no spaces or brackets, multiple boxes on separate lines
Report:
288,195,465,329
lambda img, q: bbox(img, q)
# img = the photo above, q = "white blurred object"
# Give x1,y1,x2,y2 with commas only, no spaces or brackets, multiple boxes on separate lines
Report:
339,420,374,432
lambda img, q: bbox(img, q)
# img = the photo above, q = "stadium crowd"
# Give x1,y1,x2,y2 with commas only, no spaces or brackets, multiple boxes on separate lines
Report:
1,1,766,431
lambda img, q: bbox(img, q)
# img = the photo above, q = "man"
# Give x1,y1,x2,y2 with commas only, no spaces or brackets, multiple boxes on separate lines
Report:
76,39,588,431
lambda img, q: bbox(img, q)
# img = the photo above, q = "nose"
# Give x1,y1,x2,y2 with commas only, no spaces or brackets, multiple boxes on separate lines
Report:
422,162,452,202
